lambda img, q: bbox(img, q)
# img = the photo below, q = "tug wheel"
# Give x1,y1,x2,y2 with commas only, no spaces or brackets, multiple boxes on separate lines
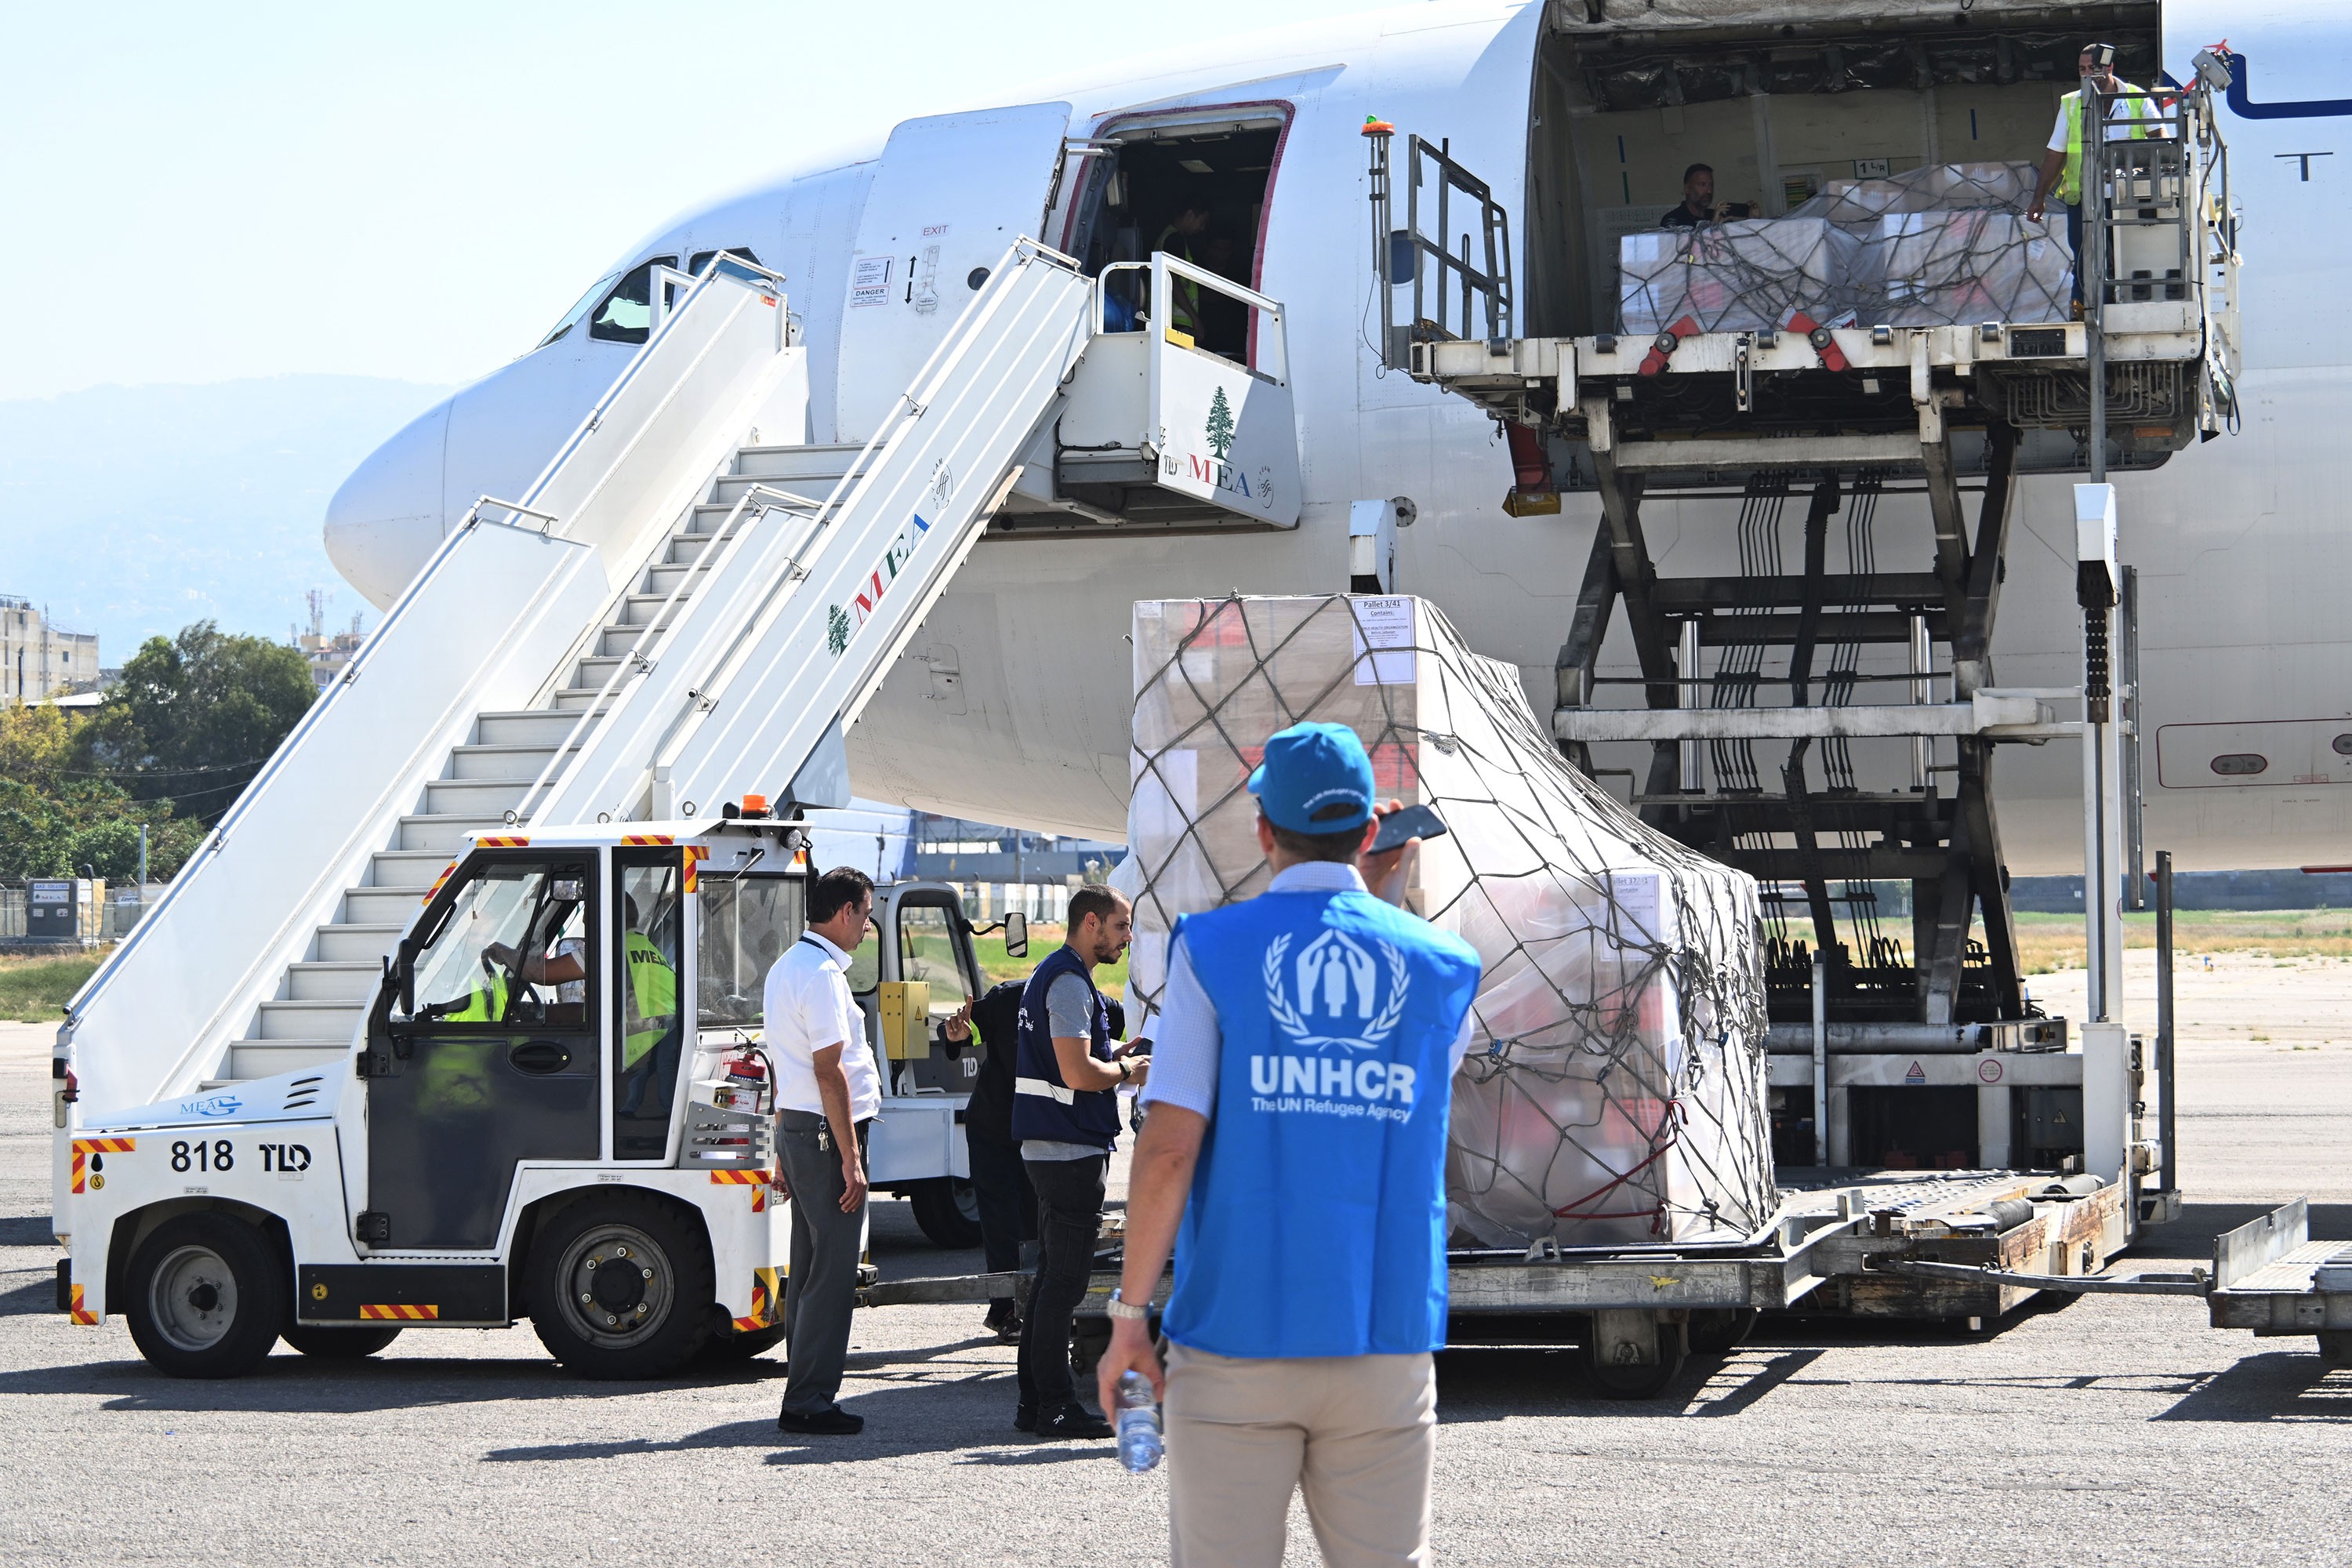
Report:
907,1177,984,1249
125,1213,288,1379
281,1323,404,1359
528,1191,713,1379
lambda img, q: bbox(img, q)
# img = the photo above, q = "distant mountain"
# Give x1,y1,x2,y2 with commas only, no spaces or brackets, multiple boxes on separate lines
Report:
0,376,454,662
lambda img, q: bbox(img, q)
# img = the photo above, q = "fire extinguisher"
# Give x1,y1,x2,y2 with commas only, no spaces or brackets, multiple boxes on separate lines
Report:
720,1044,775,1118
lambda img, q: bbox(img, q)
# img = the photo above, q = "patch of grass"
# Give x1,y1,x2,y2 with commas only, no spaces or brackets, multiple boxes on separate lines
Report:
0,952,102,1023
1774,909,2352,976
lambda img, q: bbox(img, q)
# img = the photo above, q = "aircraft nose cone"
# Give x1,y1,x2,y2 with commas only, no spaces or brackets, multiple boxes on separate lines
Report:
325,398,453,609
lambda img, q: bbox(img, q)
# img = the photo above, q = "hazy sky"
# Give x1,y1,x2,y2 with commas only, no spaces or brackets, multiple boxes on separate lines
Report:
4,0,1389,402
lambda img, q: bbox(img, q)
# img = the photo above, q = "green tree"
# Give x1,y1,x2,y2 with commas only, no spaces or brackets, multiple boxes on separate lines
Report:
1205,386,1237,461
74,620,315,825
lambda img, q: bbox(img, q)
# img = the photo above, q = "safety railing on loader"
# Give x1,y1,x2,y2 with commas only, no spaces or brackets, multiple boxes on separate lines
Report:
59,254,794,1115
1364,123,1513,370
521,238,1096,829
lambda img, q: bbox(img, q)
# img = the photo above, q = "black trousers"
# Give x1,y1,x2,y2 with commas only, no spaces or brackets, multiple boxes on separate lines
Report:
967,1130,1036,1279
777,1112,871,1417
1016,1152,1107,1411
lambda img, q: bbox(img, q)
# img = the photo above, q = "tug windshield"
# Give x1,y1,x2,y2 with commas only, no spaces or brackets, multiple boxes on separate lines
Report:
697,873,806,1029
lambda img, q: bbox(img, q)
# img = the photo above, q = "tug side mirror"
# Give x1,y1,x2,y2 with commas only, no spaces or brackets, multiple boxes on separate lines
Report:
1004,910,1029,960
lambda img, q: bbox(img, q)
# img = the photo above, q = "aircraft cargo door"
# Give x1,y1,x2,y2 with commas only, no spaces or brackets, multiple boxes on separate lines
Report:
835,101,1073,441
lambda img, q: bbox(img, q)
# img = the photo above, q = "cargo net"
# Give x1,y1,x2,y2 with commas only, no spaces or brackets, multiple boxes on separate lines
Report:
1123,596,1775,1249
1621,161,2071,335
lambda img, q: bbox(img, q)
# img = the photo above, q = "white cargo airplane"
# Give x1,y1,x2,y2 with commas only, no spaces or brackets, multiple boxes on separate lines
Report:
323,0,2350,876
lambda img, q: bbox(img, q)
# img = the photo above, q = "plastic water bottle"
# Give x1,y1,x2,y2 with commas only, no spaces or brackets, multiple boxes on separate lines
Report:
1114,1370,1163,1473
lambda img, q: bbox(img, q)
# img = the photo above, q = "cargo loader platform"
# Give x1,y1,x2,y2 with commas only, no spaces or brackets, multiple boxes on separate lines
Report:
864,1167,2133,1401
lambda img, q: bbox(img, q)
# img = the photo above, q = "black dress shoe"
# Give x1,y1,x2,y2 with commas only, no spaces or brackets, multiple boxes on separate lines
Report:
777,1403,864,1436
1036,1403,1112,1440
1014,1400,1037,1432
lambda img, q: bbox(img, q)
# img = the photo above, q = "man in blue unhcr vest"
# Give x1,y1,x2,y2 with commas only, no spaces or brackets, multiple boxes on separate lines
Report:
1098,722,1482,1567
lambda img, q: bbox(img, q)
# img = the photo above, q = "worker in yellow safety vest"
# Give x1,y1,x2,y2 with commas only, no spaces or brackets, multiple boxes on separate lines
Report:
2026,43,2157,319
480,894,676,1068
1155,198,1213,342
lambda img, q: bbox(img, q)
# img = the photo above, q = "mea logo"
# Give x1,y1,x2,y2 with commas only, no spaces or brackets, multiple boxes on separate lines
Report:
825,511,933,659
1264,931,1408,1052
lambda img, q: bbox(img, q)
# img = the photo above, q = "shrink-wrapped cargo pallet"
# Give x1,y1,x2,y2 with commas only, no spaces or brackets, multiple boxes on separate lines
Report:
1866,209,2072,327
1125,595,1776,1247
1616,163,2071,334
1619,218,1860,335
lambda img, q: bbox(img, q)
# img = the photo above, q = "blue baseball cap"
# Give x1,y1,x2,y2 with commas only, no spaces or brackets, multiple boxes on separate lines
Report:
1248,722,1376,836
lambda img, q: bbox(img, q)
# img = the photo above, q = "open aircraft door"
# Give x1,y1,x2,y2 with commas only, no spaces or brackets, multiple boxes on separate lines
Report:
835,101,1074,441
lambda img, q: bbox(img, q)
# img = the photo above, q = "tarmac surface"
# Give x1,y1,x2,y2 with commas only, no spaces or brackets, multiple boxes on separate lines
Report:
4,951,2350,1564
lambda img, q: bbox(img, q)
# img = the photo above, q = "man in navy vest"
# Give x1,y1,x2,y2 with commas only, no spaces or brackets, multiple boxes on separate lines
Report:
1098,722,1481,1566
1011,884,1149,1439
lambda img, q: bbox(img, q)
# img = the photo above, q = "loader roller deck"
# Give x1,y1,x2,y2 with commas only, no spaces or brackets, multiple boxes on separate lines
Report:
862,1164,2132,1398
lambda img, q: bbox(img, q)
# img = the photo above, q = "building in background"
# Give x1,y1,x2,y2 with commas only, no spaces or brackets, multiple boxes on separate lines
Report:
0,596,101,703
291,589,368,692
909,812,1123,885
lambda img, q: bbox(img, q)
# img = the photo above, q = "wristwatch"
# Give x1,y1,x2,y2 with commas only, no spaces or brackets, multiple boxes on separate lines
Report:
1116,1058,1132,1082
1106,1288,1148,1321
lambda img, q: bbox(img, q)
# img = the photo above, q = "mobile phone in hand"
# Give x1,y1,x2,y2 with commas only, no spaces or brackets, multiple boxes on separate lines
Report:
1369,803,1449,855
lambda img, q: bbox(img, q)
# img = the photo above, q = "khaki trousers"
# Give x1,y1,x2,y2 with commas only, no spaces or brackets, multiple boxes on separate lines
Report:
1164,1342,1436,1568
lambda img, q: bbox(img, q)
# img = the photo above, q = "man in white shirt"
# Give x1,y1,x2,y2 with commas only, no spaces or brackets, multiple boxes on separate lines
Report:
764,866,883,1436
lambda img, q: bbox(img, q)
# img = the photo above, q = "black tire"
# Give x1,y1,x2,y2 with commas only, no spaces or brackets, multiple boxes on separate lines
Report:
1686,1308,1759,1356
280,1323,404,1359
124,1212,288,1379
1580,1320,1688,1400
526,1190,714,1380
699,1323,789,1363
2319,1331,2352,1367
907,1177,985,1249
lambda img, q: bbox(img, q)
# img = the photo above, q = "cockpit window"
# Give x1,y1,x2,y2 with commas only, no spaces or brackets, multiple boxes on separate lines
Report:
589,256,678,345
688,246,761,277
539,270,622,348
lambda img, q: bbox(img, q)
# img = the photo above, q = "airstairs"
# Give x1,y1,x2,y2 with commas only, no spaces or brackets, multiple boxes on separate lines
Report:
61,240,1298,1118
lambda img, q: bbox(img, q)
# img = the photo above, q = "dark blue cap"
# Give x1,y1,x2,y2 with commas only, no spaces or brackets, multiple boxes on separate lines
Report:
1248,722,1375,836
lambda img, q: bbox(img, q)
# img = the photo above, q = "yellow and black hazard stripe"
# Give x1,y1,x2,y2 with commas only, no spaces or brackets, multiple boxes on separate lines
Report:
359,1303,441,1321
70,1137,134,1195
711,1165,778,1211
732,1266,782,1332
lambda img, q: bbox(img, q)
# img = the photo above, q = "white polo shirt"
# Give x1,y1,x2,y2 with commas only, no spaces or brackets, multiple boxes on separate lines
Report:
762,931,882,1121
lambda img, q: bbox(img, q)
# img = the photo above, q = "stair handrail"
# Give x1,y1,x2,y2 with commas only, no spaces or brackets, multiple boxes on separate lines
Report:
62,252,792,1057
637,238,1093,817
60,509,535,1038
530,236,1088,827
505,481,831,826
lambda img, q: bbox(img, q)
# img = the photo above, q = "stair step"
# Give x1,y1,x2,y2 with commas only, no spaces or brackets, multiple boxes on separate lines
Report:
227,1040,351,1082
619,592,700,627
477,708,601,746
733,442,865,481
664,530,728,567
315,923,403,962
395,813,506,855
256,999,364,1041
345,884,432,924
424,776,530,815
709,469,851,508
596,622,657,658
569,655,624,691
449,740,574,781
552,688,601,712
287,961,383,1002
370,848,454,890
